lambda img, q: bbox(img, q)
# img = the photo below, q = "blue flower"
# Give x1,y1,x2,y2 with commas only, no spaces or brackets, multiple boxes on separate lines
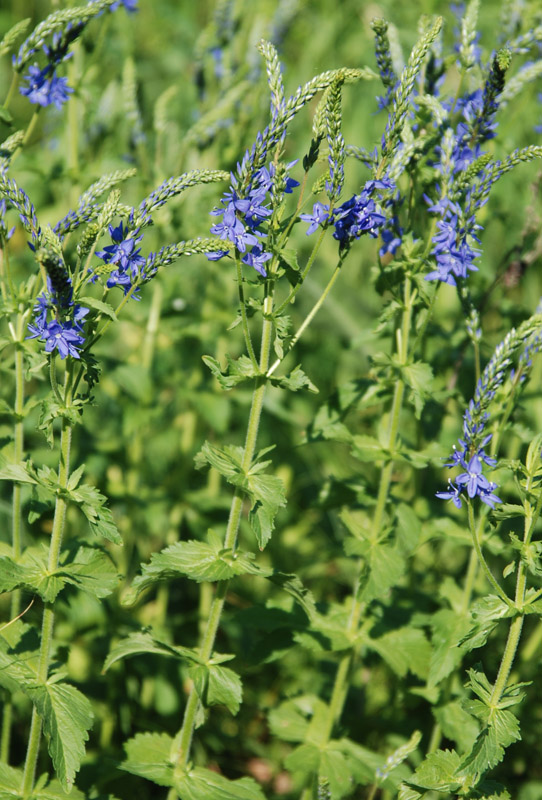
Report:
41,321,85,359
210,205,259,253
241,245,272,277
436,480,463,509
299,202,330,235
455,454,490,499
96,222,145,295
20,65,73,109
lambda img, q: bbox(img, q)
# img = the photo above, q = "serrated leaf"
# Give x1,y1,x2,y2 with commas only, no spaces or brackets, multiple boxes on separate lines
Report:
70,483,122,544
296,598,353,652
34,776,86,800
270,365,318,393
26,681,93,791
189,663,242,715
58,545,119,599
202,354,259,390
104,631,198,672
402,361,433,418
175,766,266,800
78,296,118,320
356,541,406,603
194,441,243,481
267,572,317,619
0,458,37,484
122,732,174,787
433,701,479,752
128,536,270,598
407,749,462,791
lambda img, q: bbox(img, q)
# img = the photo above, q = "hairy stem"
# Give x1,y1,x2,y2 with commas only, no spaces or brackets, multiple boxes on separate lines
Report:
0,316,25,764
267,254,344,377
171,278,276,771
489,477,537,706
21,374,73,798
301,278,415,800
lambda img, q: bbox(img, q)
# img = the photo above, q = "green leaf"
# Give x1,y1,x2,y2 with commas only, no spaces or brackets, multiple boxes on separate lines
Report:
369,627,431,679
78,295,118,320
402,361,434,418
427,608,472,687
267,572,317,619
319,746,354,798
270,365,318,393
57,545,119,599
285,742,320,774
175,767,266,800
104,631,199,672
395,503,422,553
433,702,479,752
69,483,122,544
128,535,270,598
122,732,174,787
26,680,93,791
202,354,260,390
406,749,462,791
0,762,23,798
0,458,37,484
294,604,351,653
194,441,244,482
189,663,242,715
351,434,389,462
268,698,311,743
460,596,516,651
35,779,86,800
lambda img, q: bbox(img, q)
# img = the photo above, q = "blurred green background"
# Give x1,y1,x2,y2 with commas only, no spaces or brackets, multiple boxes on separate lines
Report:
1,1,542,797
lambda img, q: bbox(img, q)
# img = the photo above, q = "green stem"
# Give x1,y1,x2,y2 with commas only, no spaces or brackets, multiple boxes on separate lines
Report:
274,226,327,318
267,256,344,378
172,285,276,771
0,240,15,300
490,480,537,706
20,376,73,799
10,109,41,167
301,279,416,800
235,254,258,370
3,72,18,111
1,314,26,763
467,502,510,606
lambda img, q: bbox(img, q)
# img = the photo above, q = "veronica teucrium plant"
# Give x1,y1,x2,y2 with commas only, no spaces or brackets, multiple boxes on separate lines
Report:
1,1,542,799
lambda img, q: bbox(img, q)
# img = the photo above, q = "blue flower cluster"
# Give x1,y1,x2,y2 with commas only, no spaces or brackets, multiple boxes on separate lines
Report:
436,411,501,509
425,50,509,285
437,352,508,509
424,193,482,285
18,2,138,109
18,30,76,109
27,277,88,360
94,221,145,297
299,178,393,248
208,159,299,277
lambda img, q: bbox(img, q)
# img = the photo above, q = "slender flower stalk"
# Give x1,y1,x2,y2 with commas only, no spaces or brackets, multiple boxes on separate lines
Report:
0,312,26,764
301,277,417,800
21,367,73,798
170,270,277,774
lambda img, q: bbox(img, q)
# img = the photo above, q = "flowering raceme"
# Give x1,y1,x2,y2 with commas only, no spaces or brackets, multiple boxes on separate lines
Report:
207,158,299,276
300,178,394,248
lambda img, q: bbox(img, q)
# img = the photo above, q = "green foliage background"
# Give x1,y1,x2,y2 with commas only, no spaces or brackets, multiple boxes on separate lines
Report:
1,1,542,798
